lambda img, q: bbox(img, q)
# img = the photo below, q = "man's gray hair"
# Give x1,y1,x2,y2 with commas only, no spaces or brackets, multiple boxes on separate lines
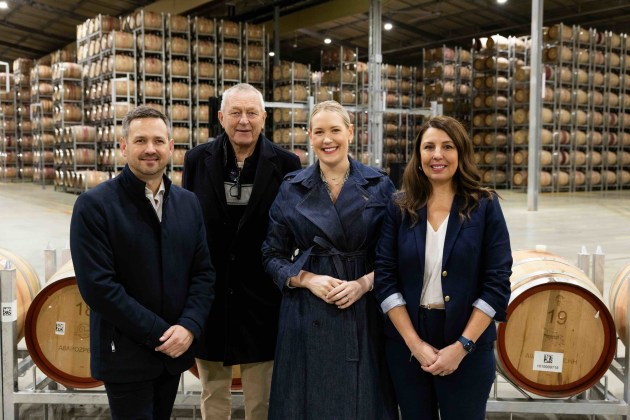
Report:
122,105,172,139
220,83,265,111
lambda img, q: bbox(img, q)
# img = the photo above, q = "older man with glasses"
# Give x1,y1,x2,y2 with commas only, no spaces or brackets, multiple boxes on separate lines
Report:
183,83,301,420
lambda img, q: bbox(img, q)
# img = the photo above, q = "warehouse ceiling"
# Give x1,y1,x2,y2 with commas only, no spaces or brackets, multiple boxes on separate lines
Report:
0,0,629,67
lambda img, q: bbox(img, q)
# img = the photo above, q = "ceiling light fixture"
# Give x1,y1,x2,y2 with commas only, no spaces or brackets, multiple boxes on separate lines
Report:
268,51,275,57
0,1,8,9
384,22,393,31
496,0,507,4
324,37,332,44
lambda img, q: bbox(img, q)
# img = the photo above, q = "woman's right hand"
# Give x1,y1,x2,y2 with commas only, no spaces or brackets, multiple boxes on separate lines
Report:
409,340,439,367
295,271,344,303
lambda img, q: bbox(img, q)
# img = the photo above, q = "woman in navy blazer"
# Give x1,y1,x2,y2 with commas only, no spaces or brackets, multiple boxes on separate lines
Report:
374,115,512,419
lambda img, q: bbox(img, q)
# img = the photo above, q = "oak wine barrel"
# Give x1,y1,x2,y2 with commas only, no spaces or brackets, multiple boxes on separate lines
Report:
496,250,616,398
0,248,41,341
25,260,102,388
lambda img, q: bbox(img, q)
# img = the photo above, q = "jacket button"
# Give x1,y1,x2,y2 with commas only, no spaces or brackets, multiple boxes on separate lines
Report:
230,254,236,261
444,295,450,302
442,270,448,277
313,320,320,327
227,288,234,295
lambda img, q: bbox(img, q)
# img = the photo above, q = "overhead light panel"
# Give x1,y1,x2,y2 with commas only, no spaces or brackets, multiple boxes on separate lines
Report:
497,0,507,3
0,2,8,9
324,37,332,44
384,22,393,31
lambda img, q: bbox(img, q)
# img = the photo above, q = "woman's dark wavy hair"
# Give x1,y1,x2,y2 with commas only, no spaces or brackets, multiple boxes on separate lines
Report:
395,115,493,225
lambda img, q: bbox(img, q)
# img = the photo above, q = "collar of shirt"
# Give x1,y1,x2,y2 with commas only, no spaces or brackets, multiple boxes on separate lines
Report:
145,180,166,221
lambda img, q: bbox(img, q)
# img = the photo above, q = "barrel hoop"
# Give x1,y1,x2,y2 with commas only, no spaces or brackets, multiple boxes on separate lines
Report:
510,271,599,298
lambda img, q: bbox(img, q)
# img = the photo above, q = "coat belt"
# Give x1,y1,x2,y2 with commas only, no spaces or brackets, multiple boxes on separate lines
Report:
288,236,365,362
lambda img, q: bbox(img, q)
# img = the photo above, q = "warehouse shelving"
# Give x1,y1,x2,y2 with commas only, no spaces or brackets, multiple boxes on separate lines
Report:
191,16,217,146
166,14,192,186
270,61,311,166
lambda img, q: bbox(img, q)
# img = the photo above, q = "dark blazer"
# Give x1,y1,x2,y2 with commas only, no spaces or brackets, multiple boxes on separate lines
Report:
375,193,512,346
70,165,215,382
183,133,301,364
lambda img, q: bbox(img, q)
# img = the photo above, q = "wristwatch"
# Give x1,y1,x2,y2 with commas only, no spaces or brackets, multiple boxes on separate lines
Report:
457,336,476,354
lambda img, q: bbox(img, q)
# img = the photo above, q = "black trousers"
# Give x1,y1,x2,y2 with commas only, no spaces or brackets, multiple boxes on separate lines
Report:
104,370,181,420
385,307,496,420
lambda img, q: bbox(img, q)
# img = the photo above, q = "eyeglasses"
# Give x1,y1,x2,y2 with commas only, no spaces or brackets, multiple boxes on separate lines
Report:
229,168,241,200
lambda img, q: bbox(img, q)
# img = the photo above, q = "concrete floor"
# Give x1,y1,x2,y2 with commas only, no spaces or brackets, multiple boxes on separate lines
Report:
1,181,629,419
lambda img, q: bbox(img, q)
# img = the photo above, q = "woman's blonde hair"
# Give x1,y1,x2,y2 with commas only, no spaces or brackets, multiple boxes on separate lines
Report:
309,100,352,129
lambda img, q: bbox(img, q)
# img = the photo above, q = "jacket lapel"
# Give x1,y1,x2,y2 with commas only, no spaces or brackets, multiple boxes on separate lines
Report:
238,137,278,230
294,164,347,247
442,195,463,266
203,137,229,219
413,206,428,276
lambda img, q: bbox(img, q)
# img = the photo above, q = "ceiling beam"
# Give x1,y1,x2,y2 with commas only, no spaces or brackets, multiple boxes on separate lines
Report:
0,19,74,44
263,0,370,36
0,39,50,56
143,0,214,15
13,0,90,21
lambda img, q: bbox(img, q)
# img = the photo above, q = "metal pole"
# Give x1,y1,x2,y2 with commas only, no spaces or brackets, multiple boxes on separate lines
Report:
44,243,57,282
1,262,18,419
577,245,590,277
591,246,605,297
368,0,383,168
273,6,280,66
527,0,543,211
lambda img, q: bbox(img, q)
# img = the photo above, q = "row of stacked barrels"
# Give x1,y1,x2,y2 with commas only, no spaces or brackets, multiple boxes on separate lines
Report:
4,244,628,395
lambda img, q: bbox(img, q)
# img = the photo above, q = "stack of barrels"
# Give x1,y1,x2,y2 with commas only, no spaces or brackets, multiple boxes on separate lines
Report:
14,58,34,180
242,23,266,97
217,20,242,96
191,16,216,146
166,14,193,186
52,61,89,192
471,35,527,188
271,61,311,166
423,45,472,122
30,60,56,184
510,23,630,191
0,71,17,180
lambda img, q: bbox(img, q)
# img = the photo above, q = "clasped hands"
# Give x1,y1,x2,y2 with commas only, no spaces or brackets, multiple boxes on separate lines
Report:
155,325,193,358
302,273,372,309
410,340,467,377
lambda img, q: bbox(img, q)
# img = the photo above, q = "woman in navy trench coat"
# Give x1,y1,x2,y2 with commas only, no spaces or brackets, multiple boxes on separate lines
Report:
262,100,397,419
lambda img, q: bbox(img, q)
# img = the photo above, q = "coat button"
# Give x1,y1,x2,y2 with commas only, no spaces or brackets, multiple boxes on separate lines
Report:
444,295,450,302
442,270,448,277
313,320,320,327
227,288,234,295
230,254,236,261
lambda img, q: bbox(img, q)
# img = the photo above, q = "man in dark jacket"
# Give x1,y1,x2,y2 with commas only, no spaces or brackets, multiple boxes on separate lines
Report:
70,106,215,420
183,83,301,420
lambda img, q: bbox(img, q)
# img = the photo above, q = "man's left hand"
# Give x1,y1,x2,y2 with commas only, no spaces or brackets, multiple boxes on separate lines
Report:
155,325,193,358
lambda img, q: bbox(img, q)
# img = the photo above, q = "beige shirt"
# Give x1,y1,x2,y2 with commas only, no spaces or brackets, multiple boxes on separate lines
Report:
144,180,166,222
420,215,449,306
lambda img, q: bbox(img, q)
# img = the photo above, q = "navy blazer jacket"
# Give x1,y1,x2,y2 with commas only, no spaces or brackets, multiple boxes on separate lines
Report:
374,193,512,346
70,165,215,382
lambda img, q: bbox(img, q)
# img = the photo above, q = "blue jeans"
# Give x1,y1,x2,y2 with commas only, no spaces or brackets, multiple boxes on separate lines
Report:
385,307,495,420
104,370,181,420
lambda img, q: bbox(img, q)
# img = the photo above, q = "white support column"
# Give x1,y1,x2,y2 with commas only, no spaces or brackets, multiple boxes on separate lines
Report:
368,0,383,168
527,0,543,211
1,262,18,419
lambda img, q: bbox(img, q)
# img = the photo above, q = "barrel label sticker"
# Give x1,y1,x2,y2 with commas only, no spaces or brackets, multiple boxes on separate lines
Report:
55,322,66,335
533,351,563,372
1,300,17,322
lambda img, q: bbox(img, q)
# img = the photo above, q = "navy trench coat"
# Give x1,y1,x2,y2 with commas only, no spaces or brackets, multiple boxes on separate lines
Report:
262,159,398,420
